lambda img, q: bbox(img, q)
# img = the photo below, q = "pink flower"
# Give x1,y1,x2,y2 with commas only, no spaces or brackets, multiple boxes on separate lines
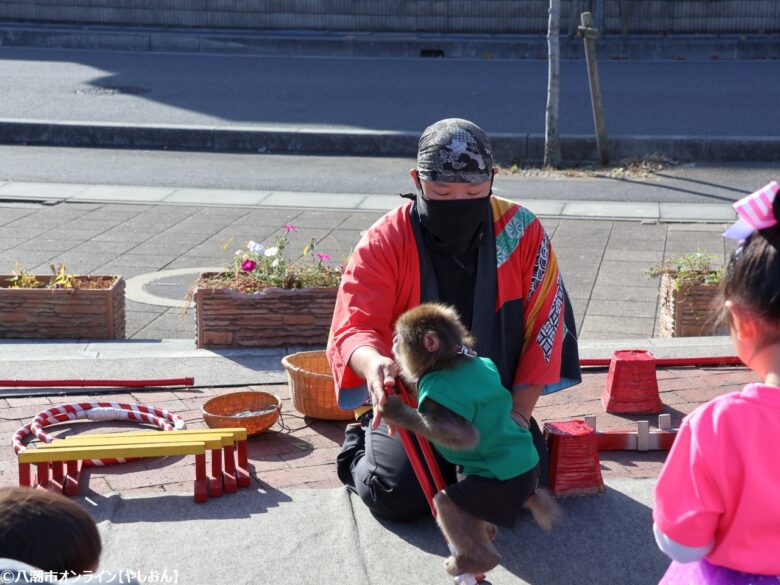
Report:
241,259,257,272
283,224,297,233
316,253,332,262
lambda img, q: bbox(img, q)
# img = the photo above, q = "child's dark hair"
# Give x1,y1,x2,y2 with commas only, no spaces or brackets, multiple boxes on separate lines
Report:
721,194,780,325
0,486,101,575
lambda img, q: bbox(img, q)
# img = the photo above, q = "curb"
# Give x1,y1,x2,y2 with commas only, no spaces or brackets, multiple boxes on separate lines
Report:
2,119,779,162
0,181,738,222
0,336,737,364
1,23,779,61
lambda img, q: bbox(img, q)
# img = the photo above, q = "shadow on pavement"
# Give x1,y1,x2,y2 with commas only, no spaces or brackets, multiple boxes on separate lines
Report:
600,175,740,203
654,172,748,195
499,486,667,585
84,484,293,524
368,480,667,585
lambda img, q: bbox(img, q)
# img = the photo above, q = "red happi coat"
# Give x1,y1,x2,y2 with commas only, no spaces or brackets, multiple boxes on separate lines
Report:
327,196,578,409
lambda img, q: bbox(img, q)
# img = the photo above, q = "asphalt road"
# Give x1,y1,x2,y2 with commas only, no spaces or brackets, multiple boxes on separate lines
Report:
2,47,780,136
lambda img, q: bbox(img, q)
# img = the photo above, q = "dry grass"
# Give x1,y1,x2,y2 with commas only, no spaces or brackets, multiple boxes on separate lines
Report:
496,154,678,179
0,274,117,290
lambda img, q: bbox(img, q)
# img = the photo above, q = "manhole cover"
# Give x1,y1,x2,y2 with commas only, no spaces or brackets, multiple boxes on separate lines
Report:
75,85,150,96
126,267,222,308
143,273,200,301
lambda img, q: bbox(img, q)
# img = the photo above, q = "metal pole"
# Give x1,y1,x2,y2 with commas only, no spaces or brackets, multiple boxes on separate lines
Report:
578,11,609,165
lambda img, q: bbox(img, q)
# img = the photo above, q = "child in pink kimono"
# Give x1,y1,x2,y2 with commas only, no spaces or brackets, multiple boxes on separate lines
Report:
653,181,780,584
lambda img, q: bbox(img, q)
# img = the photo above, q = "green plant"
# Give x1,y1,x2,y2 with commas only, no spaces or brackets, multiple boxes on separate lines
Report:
201,224,345,292
6,262,78,289
646,250,724,290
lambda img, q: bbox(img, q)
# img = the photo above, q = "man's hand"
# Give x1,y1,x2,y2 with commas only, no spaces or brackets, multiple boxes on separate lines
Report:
348,346,399,432
366,353,398,431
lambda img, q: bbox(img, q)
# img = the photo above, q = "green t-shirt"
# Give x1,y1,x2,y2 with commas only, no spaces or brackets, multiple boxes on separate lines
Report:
417,356,539,480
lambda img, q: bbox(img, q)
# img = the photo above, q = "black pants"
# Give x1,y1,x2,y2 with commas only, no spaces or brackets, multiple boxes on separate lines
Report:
336,415,549,523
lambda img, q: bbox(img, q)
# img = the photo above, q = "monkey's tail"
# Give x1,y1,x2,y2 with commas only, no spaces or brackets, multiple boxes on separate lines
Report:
523,488,562,532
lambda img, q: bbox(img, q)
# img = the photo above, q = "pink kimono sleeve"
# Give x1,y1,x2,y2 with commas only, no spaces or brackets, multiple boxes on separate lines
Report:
653,417,724,548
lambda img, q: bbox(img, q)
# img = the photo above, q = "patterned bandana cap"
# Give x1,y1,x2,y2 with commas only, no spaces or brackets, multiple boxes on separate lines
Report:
417,118,493,184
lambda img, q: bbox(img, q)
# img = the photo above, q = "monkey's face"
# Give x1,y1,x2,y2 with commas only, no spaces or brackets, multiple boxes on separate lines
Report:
394,303,473,385
391,335,402,362
392,333,422,385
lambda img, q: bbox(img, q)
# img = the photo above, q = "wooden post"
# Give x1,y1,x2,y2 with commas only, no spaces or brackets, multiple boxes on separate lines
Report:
578,11,609,165
209,448,223,498
584,415,597,431
236,439,250,488
658,414,672,431
194,453,208,503
36,463,50,490
222,444,238,493
637,420,650,452
18,462,32,487
64,460,82,496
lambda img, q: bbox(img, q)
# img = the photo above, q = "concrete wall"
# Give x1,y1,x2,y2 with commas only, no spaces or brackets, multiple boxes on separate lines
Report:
0,1,778,35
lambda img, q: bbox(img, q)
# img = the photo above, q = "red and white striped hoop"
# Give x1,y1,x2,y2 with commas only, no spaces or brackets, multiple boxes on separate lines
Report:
13,402,186,466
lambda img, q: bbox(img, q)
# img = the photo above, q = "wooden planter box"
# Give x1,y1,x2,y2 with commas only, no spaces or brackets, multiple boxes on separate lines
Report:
194,275,338,348
658,274,723,337
0,276,125,339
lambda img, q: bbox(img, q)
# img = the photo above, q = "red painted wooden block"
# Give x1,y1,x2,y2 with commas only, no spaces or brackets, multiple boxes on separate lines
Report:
601,350,662,414
544,420,605,497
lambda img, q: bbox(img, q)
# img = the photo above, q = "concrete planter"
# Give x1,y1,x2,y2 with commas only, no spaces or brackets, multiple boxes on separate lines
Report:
658,274,722,337
0,275,125,339
194,274,337,348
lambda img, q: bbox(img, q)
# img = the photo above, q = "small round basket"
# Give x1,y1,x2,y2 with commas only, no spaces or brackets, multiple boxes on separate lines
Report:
201,391,281,436
281,350,352,421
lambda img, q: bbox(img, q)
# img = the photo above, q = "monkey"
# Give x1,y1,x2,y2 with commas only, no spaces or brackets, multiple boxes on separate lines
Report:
381,303,562,580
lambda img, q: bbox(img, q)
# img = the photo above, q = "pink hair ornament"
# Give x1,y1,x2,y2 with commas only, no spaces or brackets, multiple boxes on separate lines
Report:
723,181,779,241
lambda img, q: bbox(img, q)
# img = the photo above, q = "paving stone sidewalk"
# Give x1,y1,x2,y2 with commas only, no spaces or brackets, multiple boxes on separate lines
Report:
0,190,749,498
0,365,754,496
0,199,736,341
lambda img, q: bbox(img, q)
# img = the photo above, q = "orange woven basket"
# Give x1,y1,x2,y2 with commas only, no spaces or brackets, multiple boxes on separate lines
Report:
201,391,281,436
281,350,352,420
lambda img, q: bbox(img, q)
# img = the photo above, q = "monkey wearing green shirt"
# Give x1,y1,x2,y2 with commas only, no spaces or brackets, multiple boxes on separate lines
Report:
382,303,560,579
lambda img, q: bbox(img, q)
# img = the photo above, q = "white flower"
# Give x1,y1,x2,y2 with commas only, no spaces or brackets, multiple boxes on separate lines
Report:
234,250,243,256
271,259,279,268
248,241,265,254
264,247,279,257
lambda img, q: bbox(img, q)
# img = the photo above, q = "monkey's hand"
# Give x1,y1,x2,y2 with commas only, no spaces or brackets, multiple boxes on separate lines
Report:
382,396,479,451
380,394,420,431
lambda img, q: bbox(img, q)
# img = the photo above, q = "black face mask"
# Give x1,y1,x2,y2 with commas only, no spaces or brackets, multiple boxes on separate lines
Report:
416,195,491,257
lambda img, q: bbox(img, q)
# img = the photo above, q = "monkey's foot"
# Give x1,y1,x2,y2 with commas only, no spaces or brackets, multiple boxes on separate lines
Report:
444,555,464,576
444,551,500,577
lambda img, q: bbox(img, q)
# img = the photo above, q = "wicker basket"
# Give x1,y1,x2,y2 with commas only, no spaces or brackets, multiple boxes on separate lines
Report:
281,350,352,420
201,391,281,436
